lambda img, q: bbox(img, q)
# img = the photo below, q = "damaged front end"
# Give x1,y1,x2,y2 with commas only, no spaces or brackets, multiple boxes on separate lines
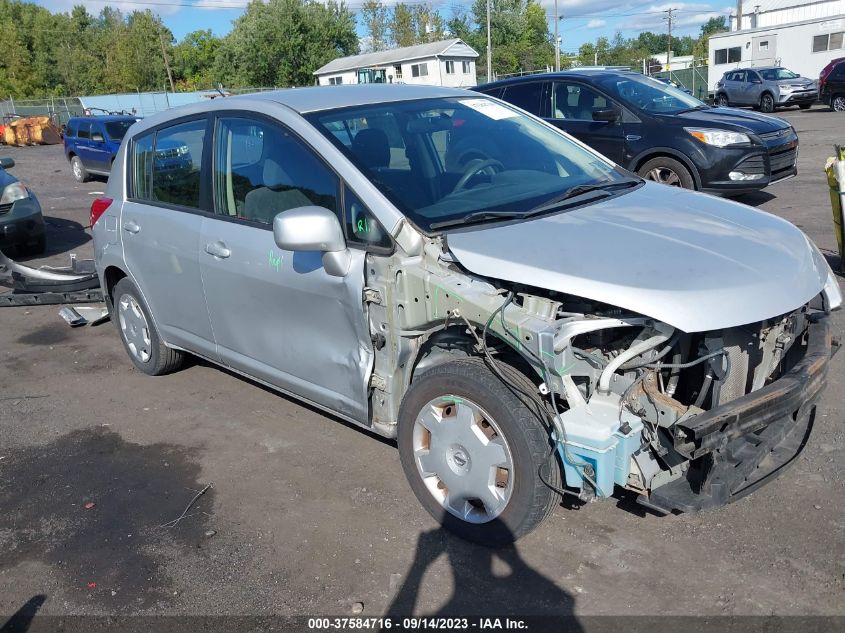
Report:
369,232,839,514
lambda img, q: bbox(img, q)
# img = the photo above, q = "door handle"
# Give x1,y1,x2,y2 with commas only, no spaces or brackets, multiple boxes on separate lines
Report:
123,220,140,234
205,241,231,259
625,135,641,141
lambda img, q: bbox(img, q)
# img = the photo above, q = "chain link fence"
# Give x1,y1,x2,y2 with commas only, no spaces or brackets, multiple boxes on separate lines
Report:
653,63,711,102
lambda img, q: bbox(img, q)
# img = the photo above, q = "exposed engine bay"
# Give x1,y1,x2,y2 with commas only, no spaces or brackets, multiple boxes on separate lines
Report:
364,232,835,511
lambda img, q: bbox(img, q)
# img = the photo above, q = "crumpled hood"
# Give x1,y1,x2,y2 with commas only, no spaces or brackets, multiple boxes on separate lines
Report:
446,182,829,332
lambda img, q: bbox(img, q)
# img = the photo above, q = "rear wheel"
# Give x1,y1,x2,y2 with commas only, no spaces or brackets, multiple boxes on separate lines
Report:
113,277,185,376
397,358,560,546
637,156,695,189
832,95,845,112
70,156,88,183
760,93,775,113
715,93,729,107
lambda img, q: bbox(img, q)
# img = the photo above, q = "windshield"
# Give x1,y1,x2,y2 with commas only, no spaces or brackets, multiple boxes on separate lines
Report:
759,68,799,81
307,97,626,232
105,120,134,141
596,74,705,113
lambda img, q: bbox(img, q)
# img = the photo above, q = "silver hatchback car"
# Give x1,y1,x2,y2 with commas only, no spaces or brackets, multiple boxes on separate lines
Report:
93,85,840,545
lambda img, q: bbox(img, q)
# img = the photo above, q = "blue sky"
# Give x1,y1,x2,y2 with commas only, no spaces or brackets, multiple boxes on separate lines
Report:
37,1,735,54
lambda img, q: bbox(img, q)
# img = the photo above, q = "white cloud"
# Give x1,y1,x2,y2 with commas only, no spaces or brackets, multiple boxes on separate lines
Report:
586,19,607,29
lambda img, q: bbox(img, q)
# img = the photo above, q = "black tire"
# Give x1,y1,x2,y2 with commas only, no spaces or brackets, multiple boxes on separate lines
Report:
715,93,729,107
70,155,89,183
832,95,845,112
397,358,560,546
112,277,185,376
759,93,775,113
637,156,695,189
799,103,812,110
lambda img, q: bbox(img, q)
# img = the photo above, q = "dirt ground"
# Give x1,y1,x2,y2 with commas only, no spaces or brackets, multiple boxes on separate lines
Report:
0,105,843,621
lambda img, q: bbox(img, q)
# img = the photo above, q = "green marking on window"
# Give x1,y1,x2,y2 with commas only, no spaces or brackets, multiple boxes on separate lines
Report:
354,217,370,234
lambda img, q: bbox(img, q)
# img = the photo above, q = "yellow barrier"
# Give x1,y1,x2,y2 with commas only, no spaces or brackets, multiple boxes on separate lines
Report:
825,145,845,272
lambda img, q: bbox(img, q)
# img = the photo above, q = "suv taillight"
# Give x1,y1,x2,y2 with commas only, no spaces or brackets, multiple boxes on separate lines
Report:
90,197,113,227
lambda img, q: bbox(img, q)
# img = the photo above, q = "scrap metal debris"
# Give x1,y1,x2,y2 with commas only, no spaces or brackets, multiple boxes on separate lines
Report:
1,250,102,307
59,305,110,327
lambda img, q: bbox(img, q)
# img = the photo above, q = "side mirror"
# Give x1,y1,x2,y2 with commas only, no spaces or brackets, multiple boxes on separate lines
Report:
592,107,620,123
273,206,350,277
0,157,14,170
91,132,105,143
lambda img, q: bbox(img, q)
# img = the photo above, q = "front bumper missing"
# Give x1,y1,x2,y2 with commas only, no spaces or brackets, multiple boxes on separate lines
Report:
640,317,832,514
0,249,102,307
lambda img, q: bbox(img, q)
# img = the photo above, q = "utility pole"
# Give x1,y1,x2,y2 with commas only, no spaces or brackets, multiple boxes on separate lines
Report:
736,0,743,31
159,31,175,93
486,0,492,82
664,7,675,80
554,0,560,71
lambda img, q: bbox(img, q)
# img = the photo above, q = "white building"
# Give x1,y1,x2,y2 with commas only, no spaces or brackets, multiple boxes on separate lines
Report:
313,38,479,88
709,0,845,90
650,53,695,71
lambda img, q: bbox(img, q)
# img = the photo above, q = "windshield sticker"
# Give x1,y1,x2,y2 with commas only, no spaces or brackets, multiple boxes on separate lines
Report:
460,98,518,120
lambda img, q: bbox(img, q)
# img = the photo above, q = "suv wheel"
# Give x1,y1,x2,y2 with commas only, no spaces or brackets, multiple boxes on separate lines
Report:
715,93,729,107
397,358,560,546
113,277,185,376
760,93,775,113
832,95,845,112
637,157,695,189
70,156,89,183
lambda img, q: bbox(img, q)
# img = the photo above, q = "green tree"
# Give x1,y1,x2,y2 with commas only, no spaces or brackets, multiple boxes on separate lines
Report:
173,30,220,89
216,0,358,88
360,0,390,52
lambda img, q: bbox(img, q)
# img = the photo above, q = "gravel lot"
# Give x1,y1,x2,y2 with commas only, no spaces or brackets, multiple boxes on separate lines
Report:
1,105,843,621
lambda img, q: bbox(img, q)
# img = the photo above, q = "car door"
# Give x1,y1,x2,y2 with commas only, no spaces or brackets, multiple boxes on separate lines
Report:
198,113,375,422
725,71,744,103
545,80,626,164
88,122,111,172
120,117,216,358
744,70,763,105
75,122,97,169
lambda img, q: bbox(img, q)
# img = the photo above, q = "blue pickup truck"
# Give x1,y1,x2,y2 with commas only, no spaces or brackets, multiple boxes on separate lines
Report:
63,115,139,182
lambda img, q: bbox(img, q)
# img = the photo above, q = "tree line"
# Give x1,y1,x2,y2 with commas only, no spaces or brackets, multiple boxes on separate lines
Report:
0,0,727,99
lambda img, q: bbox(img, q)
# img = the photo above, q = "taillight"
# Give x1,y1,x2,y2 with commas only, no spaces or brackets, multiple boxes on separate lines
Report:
90,197,113,227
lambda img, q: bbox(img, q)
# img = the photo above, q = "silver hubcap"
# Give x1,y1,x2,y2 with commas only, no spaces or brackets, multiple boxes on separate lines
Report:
834,97,845,112
118,293,151,363
646,167,681,186
762,96,773,110
72,160,81,178
412,396,514,524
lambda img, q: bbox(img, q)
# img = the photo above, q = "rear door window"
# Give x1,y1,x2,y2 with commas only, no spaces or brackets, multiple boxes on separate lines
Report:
78,123,90,140
502,82,545,116
151,119,205,209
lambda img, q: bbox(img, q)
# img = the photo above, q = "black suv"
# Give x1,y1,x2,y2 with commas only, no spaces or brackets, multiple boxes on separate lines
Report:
820,57,845,112
474,70,798,195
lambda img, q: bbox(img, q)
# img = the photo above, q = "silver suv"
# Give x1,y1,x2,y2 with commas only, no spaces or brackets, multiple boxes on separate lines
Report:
92,85,840,545
715,67,817,112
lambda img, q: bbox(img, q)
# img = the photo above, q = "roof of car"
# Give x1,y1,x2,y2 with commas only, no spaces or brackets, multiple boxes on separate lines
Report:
245,84,474,113
477,69,641,90
69,115,139,122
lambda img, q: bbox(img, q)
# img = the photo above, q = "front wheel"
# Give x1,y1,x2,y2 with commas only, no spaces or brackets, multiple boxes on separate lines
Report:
760,93,775,113
832,95,845,112
397,359,560,546
715,93,729,107
637,156,695,189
